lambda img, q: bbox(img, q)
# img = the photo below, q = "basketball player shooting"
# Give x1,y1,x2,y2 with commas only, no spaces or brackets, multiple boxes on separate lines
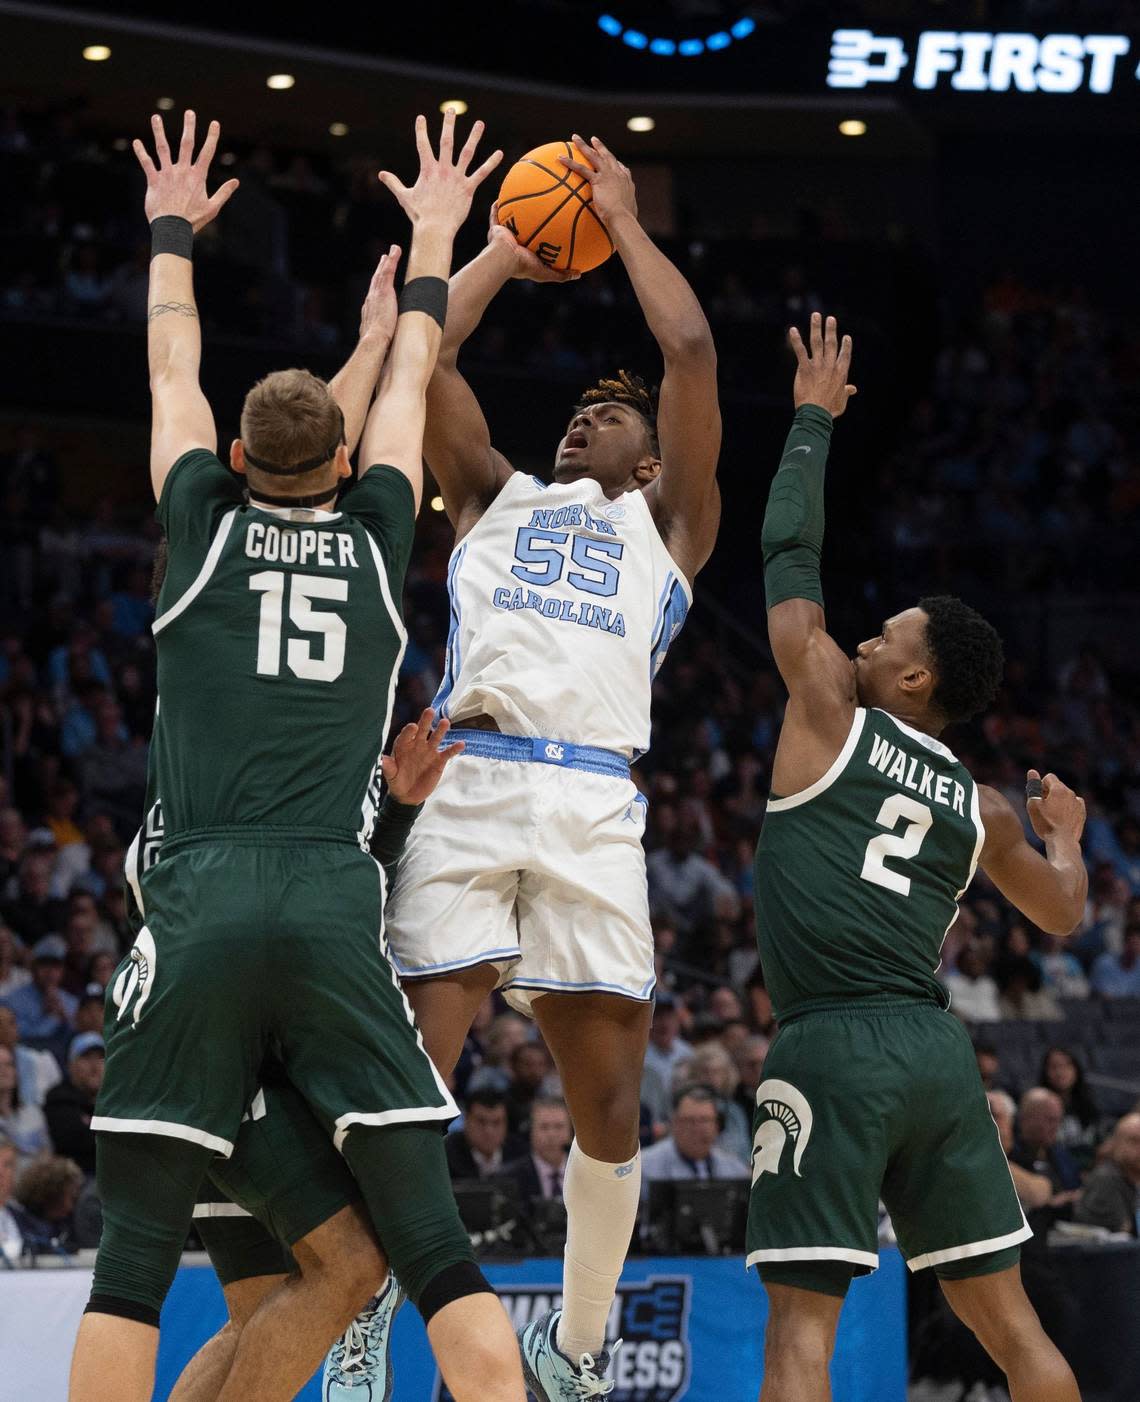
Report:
378,132,721,1397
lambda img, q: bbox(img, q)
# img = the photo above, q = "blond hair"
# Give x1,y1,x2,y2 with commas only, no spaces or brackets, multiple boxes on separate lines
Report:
240,369,342,480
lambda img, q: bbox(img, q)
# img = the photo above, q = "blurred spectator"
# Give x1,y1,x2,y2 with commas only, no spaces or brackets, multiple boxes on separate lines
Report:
503,1096,572,1205
733,1034,769,1119
646,821,738,941
465,1013,529,1096
0,1130,31,1263
943,944,1002,1022
640,1086,750,1198
1074,1113,1140,1236
0,922,30,997
974,1042,1016,1097
1090,924,1140,998
42,779,85,850
73,983,107,1036
445,1089,518,1181
504,1039,554,1138
0,1004,60,1106
1031,931,1090,1001
1,934,76,1048
1037,1047,1101,1167
11,1153,84,1254
987,1091,1053,1214
1011,1088,1082,1221
43,1031,103,1177
995,926,1062,1022
78,696,148,837
681,1043,752,1165
2,849,65,945
642,992,692,1125
0,1042,49,1165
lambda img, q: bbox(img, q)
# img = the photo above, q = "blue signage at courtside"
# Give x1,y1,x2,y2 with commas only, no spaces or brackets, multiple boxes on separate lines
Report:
153,1253,907,1401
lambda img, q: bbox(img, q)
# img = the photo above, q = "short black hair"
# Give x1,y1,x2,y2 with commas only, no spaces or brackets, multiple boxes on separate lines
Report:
465,1087,508,1114
918,594,1004,726
575,370,659,455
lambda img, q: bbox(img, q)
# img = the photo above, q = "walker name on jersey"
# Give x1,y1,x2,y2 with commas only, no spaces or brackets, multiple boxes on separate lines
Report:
432,1276,692,1402
491,586,627,635
868,734,967,816
243,521,359,569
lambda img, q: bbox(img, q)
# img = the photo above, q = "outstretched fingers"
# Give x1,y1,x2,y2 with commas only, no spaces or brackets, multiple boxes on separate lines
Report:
132,138,157,180
455,118,485,175
468,147,504,188
438,107,456,164
178,110,196,165
151,113,172,168
194,118,222,172
809,310,823,359
377,169,411,204
788,325,809,367
204,178,240,219
413,113,433,169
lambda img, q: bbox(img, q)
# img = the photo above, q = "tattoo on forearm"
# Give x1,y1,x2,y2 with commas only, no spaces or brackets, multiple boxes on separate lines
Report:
148,302,198,322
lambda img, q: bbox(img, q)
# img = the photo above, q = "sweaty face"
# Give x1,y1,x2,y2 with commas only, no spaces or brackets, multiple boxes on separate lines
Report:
853,608,933,712
554,402,656,493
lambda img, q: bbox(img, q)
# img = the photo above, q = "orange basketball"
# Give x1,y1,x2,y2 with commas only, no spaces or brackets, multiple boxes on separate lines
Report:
496,141,614,274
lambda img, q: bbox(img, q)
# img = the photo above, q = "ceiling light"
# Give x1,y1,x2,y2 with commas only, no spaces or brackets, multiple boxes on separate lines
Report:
220,152,237,166
430,496,445,513
627,116,655,133
439,99,467,115
329,122,349,137
839,119,867,137
156,97,175,111
266,74,295,91
112,138,128,151
82,45,111,62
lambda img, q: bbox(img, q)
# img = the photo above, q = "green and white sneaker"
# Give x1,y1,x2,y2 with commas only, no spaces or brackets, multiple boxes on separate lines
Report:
322,1275,405,1400
518,1307,621,1400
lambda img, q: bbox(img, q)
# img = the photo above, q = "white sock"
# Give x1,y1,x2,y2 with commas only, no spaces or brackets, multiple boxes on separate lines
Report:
556,1139,641,1361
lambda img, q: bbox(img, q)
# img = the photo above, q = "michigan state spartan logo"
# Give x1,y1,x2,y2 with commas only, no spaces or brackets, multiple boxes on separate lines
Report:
112,928,157,1028
751,1079,814,1182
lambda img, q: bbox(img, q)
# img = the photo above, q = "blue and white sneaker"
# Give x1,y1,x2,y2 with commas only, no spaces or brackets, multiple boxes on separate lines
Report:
519,1307,621,1400
322,1274,406,1400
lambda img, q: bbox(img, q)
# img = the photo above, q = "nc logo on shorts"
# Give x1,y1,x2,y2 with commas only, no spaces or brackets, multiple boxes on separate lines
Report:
752,1078,814,1183
112,927,157,1028
544,742,565,761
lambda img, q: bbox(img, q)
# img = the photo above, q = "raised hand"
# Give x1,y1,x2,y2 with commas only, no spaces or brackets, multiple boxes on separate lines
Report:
381,709,464,805
558,133,638,227
789,312,857,419
378,112,502,234
1026,769,1086,846
132,111,239,232
488,203,579,283
357,244,402,346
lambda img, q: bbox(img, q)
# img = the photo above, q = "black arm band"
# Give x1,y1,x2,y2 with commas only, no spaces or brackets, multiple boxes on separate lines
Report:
150,216,194,261
397,276,448,330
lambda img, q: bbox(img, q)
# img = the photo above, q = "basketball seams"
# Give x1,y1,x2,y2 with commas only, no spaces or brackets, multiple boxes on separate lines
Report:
497,143,610,272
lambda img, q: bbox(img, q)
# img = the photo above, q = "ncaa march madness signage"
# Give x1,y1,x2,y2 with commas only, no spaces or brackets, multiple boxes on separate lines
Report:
828,28,1134,95
434,1274,693,1402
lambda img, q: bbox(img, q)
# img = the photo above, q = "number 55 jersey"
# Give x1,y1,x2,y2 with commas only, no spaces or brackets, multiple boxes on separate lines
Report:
386,471,693,1015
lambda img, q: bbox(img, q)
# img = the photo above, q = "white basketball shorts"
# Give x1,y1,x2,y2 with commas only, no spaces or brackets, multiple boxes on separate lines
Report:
384,736,655,1017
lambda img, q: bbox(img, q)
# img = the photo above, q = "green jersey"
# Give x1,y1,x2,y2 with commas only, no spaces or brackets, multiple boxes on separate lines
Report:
150,450,413,847
754,707,985,1020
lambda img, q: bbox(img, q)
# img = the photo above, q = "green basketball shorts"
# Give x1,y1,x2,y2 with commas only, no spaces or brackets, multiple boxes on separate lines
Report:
746,1000,1031,1290
193,1068,362,1286
95,833,456,1157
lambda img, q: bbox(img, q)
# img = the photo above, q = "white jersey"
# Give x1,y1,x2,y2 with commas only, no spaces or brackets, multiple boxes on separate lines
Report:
433,472,692,757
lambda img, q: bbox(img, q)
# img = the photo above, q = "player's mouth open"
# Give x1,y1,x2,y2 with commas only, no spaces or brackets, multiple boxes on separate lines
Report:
562,430,589,454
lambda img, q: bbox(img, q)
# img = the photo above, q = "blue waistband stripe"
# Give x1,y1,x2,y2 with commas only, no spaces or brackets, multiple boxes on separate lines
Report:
445,729,630,779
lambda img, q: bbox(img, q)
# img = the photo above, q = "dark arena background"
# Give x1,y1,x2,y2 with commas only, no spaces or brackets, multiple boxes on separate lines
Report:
0,2,1138,1399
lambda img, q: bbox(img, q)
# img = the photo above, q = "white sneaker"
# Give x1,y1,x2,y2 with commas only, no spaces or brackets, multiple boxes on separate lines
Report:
518,1307,621,1400
322,1275,405,1400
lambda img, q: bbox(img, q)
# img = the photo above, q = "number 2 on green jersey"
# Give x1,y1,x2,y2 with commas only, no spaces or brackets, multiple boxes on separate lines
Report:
860,792,933,897
249,571,347,682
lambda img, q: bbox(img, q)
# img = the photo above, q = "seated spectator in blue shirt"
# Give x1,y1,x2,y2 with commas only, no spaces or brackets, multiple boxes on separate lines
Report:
0,1042,49,1166
640,1086,750,1201
0,1005,61,1106
1011,1088,1082,1224
1090,924,1140,998
1,935,77,1050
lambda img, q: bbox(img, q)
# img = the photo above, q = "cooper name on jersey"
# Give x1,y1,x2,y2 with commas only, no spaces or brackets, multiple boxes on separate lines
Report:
243,521,361,570
868,733,968,816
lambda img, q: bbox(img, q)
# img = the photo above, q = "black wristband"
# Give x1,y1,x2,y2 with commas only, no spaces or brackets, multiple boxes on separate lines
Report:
150,215,193,261
397,276,448,330
378,795,424,823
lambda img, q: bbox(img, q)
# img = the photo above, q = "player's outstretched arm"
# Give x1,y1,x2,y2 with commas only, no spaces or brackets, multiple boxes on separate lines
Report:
561,135,721,579
764,314,859,793
329,246,401,458
133,111,239,501
370,709,465,888
358,112,502,511
423,207,575,532
978,771,1088,935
